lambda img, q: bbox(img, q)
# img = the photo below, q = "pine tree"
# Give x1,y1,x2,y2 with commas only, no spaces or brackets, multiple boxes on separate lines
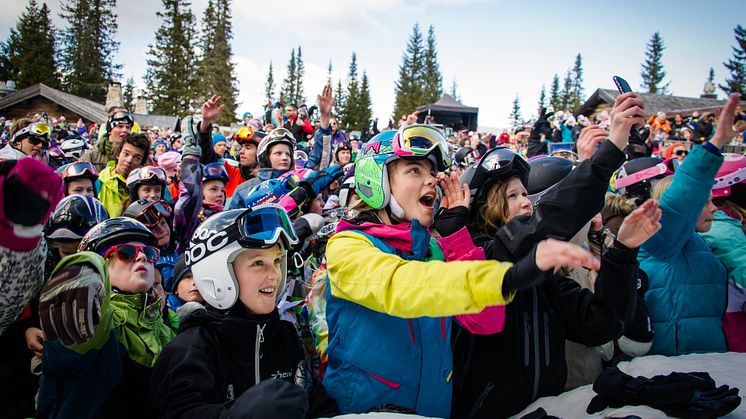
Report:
326,59,333,85
294,46,306,105
122,75,134,111
449,77,460,101
279,48,296,105
720,25,746,95
358,71,373,133
640,32,670,94
264,60,275,103
422,25,443,104
342,52,360,130
196,0,238,124
333,78,346,122
393,24,425,121
571,53,584,112
509,94,522,129
537,84,546,113
0,0,60,88
59,0,120,101
560,68,573,110
144,0,198,116
549,73,561,111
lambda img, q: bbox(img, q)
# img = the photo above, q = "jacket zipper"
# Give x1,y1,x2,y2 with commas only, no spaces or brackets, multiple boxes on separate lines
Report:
531,287,540,402
255,323,265,385
466,382,494,419
543,313,550,367
523,313,530,367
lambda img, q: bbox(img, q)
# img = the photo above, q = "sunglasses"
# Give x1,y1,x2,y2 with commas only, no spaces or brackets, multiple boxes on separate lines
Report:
136,199,172,227
675,149,689,156
27,136,50,148
104,244,160,263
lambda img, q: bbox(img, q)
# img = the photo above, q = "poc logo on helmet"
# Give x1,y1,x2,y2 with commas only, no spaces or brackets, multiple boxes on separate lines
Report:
186,228,229,265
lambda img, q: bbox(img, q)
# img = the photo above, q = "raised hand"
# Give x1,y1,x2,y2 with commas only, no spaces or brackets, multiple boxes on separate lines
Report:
318,84,334,129
438,171,471,209
576,125,608,161
535,238,601,272
616,199,662,248
608,92,645,151
405,111,420,126
201,95,224,128
712,93,744,149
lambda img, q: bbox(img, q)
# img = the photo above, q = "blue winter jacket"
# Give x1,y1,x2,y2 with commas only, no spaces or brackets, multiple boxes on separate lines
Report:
227,167,288,209
323,225,453,417
639,144,727,356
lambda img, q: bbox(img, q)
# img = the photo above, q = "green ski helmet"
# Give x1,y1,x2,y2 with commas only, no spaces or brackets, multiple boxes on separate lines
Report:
354,124,449,211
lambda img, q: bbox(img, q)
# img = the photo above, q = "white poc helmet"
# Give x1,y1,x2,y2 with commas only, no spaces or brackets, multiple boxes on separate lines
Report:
185,204,299,310
60,138,87,159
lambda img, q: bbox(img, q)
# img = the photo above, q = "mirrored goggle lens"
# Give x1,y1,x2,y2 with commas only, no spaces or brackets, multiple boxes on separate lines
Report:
400,126,447,151
30,123,52,137
138,201,172,227
63,161,98,177
239,206,299,246
479,148,518,171
141,167,166,182
114,245,160,262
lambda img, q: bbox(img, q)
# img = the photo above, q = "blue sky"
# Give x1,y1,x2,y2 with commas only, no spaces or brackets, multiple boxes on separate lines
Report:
1,0,741,128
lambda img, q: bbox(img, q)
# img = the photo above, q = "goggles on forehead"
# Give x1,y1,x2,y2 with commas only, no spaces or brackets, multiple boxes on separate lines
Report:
615,161,675,190
12,123,51,143
136,199,172,227
57,161,98,179
392,125,450,171
108,112,134,130
137,166,167,183
234,204,299,249
268,128,297,145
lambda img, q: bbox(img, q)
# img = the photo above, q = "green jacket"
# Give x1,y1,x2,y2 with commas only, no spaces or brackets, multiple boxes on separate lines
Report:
97,161,128,217
81,129,115,171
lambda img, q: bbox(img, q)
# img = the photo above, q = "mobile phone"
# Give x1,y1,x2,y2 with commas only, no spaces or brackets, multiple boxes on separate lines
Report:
612,76,645,145
613,76,632,94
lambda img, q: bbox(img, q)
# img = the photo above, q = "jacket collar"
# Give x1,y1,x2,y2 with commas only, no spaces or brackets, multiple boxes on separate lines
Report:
336,216,431,260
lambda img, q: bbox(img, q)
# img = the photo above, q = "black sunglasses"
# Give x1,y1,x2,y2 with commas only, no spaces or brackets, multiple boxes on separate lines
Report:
27,136,49,148
675,149,689,156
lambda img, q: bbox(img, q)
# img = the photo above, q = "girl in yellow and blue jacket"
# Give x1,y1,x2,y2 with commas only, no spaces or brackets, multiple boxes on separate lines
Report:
322,125,600,417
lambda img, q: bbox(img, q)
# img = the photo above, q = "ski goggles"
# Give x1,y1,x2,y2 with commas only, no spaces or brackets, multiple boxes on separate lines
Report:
107,111,134,130
549,150,579,165
12,123,51,145
268,128,297,145
57,161,99,179
615,159,677,190
235,204,299,249
136,166,167,183
202,162,229,183
135,199,172,227
104,244,160,263
392,125,450,171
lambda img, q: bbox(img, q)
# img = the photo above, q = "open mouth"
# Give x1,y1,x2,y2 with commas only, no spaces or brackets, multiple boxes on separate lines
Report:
419,192,436,208
259,287,275,296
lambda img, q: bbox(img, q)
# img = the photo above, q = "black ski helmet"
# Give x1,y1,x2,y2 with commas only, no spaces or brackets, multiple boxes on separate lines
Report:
526,156,574,204
460,146,530,208
45,195,109,241
615,157,667,202
78,217,157,255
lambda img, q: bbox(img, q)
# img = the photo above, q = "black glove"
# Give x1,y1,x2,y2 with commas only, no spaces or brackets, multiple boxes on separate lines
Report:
587,367,741,419
221,379,308,419
39,263,105,346
530,107,555,139
300,165,343,197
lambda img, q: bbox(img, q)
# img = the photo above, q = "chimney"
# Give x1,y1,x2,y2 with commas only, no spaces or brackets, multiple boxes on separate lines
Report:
105,82,123,110
135,96,148,115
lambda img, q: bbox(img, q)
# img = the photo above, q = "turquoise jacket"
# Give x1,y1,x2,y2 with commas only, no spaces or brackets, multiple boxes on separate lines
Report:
639,145,727,356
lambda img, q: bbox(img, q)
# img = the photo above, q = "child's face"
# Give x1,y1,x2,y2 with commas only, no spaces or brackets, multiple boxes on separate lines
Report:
108,241,156,293
138,184,162,201
175,273,204,303
233,245,282,315
203,180,226,207
269,144,292,170
151,217,171,247
388,159,438,226
504,177,533,221
67,178,95,196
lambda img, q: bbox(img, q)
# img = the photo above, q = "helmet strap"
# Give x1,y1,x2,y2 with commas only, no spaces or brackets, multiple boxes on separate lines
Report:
389,194,406,220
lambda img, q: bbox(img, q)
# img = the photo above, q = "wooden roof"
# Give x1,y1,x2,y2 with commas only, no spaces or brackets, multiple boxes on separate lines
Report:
578,88,740,118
